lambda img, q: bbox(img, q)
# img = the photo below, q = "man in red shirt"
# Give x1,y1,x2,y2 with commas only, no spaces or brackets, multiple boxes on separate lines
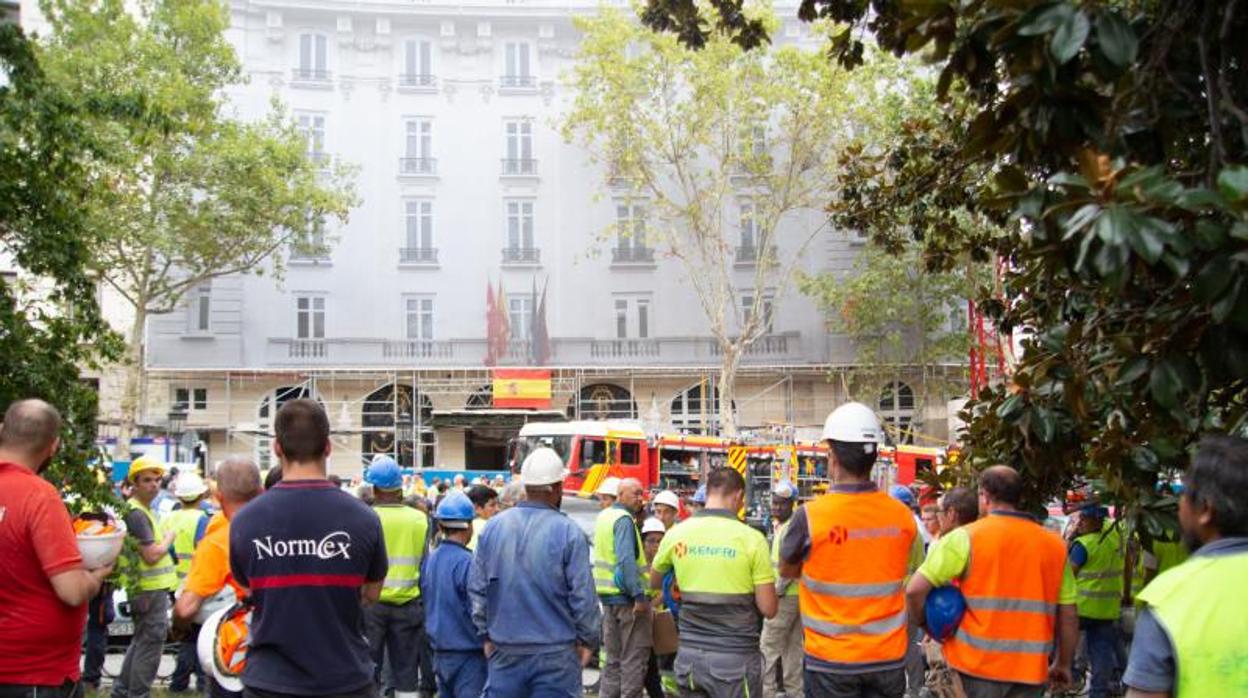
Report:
0,399,113,695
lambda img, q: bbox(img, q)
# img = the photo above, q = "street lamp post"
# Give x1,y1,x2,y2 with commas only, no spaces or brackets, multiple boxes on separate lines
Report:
167,406,188,463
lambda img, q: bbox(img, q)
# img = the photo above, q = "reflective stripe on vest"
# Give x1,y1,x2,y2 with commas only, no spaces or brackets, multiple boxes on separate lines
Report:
127,498,179,592
942,513,1067,685
1074,525,1124,620
376,505,429,604
771,518,798,597
593,507,644,597
799,490,916,666
1138,550,1248,697
167,508,206,578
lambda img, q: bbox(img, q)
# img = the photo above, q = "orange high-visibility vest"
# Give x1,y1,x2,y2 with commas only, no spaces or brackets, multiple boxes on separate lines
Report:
799,487,916,666
943,511,1068,685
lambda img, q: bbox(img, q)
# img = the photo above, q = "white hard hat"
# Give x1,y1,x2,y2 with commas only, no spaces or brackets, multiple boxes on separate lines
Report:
641,517,666,535
822,402,883,444
595,477,621,497
652,490,680,510
174,472,209,500
520,447,567,486
197,603,251,693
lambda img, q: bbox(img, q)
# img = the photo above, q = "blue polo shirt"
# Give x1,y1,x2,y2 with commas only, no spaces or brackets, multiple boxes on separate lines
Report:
229,479,388,695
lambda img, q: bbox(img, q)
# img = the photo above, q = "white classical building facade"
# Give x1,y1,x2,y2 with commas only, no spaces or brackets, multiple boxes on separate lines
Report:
66,0,962,473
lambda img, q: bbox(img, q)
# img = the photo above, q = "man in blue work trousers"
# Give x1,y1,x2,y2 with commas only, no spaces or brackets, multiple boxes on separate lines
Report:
469,447,601,697
422,491,487,698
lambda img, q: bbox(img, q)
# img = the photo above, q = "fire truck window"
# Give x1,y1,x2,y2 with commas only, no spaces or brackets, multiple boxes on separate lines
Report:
620,442,641,465
915,458,934,478
584,439,607,467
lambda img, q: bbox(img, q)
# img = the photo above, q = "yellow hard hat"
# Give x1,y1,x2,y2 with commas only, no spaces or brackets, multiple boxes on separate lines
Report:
127,456,167,482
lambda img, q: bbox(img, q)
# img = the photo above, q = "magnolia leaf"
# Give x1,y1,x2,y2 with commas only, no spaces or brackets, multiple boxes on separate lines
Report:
1095,11,1138,67
1051,10,1090,64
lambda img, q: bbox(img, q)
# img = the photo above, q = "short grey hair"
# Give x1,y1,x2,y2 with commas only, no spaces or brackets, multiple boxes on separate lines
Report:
500,480,527,506
215,457,261,504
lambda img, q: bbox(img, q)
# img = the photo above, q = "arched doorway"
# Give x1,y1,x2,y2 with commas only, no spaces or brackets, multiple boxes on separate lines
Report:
879,380,917,444
361,384,434,469
256,384,312,471
578,383,636,420
670,381,732,435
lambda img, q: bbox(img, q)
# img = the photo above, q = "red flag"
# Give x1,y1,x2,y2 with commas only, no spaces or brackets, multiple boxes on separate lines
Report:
485,281,498,366
532,279,550,366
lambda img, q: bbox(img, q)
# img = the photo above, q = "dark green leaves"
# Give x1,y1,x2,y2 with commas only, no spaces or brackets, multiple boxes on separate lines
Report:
1051,9,1090,64
1094,12,1137,68
1217,167,1248,206
1149,355,1201,409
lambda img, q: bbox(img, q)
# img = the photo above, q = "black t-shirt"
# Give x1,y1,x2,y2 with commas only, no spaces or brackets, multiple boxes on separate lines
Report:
229,480,387,695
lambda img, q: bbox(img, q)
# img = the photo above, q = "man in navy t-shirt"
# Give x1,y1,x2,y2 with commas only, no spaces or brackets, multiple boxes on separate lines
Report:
230,399,388,697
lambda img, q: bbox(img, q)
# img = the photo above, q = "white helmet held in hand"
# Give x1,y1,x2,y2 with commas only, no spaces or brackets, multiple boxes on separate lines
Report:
520,447,567,486
822,402,883,444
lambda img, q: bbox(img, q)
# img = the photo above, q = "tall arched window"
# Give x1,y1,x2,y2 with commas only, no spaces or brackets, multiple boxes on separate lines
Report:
362,384,434,468
670,382,732,435
879,381,917,444
256,384,312,471
578,383,636,420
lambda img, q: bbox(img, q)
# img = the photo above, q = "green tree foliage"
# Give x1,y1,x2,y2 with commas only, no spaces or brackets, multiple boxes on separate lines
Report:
563,7,905,434
640,0,1248,524
36,0,357,460
800,242,981,441
0,24,124,507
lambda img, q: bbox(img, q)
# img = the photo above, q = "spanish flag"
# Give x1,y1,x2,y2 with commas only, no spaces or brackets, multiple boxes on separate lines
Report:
492,368,552,409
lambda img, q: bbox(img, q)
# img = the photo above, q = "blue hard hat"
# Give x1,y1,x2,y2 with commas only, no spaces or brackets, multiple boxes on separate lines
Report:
692,485,707,504
365,457,403,490
435,491,475,528
889,484,916,507
924,586,966,642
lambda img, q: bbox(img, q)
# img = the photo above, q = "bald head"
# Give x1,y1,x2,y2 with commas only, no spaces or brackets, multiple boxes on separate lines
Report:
618,477,645,513
978,465,1023,510
215,457,261,506
0,399,62,464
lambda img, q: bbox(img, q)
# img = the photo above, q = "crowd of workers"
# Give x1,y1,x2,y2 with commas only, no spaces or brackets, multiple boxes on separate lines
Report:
0,395,1246,698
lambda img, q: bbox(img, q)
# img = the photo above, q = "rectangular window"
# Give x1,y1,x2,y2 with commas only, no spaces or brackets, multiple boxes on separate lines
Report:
613,297,652,339
620,442,641,465
296,113,326,161
615,203,647,251
172,388,207,411
615,299,628,339
298,33,328,76
741,125,767,158
504,42,531,83
742,292,775,333
405,200,433,249
188,284,211,333
405,119,432,159
509,296,533,340
405,297,434,340
296,296,325,339
740,201,757,249
504,120,533,172
505,200,534,249
403,39,433,84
